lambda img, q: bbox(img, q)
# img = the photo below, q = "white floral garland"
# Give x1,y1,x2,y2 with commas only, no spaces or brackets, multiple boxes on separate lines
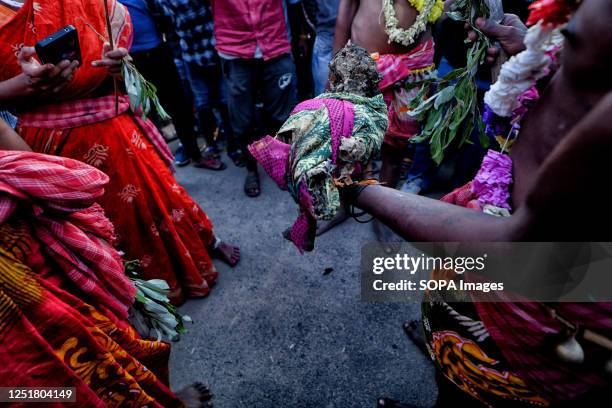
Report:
382,0,436,47
483,23,564,117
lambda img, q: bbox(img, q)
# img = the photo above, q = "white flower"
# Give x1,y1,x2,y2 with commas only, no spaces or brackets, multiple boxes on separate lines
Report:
484,23,563,117
382,0,437,47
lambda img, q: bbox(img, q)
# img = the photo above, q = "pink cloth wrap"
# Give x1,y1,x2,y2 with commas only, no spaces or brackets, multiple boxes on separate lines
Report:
248,136,291,190
248,98,355,252
375,39,435,146
0,150,135,321
473,296,612,401
290,98,356,165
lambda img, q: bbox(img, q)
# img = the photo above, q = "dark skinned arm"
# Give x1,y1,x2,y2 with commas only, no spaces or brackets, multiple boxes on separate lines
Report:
351,89,612,242
354,185,525,241
333,0,359,53
0,118,31,151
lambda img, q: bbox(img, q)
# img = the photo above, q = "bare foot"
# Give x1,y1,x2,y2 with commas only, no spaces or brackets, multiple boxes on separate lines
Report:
212,241,241,267
403,320,430,357
316,207,349,236
176,382,213,408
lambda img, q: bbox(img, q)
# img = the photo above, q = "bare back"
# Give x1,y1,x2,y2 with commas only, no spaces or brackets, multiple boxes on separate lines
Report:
351,0,430,54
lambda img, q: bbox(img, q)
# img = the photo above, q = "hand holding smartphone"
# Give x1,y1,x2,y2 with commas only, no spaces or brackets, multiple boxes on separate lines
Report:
35,25,82,66
14,25,82,96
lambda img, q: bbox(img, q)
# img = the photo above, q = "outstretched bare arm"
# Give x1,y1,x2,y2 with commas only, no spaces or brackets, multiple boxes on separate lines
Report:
354,185,525,241
350,89,612,242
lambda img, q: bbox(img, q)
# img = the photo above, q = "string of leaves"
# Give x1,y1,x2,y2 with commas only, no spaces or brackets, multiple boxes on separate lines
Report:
408,0,492,164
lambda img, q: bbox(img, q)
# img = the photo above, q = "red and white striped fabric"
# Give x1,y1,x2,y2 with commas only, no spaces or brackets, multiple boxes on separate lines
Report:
375,39,436,92
0,150,135,320
18,95,174,167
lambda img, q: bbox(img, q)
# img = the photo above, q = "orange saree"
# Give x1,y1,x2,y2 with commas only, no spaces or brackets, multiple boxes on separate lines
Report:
0,0,218,304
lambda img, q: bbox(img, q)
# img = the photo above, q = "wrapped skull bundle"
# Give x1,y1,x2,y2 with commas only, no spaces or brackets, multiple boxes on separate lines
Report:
249,44,388,252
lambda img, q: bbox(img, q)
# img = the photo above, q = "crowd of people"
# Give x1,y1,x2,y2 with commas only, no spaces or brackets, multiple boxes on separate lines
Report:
1,0,611,406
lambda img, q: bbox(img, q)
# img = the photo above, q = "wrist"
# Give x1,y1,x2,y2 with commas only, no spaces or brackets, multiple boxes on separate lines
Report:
19,74,38,97
340,183,370,206
0,74,36,102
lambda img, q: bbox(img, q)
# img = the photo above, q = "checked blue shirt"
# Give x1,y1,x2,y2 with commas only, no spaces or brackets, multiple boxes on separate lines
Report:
149,0,218,67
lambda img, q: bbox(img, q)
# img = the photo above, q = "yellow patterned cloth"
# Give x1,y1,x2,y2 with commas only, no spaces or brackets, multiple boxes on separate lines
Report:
422,274,549,408
0,220,184,407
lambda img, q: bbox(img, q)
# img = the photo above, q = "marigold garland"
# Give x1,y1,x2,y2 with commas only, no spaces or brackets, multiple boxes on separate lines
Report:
407,0,444,23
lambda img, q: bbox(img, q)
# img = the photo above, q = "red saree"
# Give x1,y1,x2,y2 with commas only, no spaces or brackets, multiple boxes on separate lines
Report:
0,0,218,304
0,222,183,407
0,150,182,407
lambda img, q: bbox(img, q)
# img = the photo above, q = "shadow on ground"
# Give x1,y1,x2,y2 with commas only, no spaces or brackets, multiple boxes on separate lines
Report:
170,158,437,408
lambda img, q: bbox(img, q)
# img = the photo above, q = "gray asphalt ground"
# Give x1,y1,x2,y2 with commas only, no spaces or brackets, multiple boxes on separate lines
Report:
169,158,437,408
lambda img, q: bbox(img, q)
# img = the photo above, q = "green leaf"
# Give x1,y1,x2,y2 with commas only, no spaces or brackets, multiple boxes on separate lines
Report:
477,116,489,148
138,285,169,303
445,11,464,21
122,61,172,121
459,119,474,147
434,85,456,110
397,9,493,164
143,279,170,291
440,68,466,83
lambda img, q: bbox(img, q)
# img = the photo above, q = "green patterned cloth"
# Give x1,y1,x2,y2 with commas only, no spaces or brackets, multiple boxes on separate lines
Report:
279,92,388,221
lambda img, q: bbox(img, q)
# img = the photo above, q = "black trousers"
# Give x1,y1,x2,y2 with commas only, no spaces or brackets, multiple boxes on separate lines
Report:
131,43,201,160
221,53,298,171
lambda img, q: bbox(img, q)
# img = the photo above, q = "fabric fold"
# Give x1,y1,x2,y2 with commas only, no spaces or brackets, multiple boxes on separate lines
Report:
0,150,134,320
18,95,174,167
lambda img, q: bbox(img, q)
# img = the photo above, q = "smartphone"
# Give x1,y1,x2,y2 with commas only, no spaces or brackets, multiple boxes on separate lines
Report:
35,25,82,66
